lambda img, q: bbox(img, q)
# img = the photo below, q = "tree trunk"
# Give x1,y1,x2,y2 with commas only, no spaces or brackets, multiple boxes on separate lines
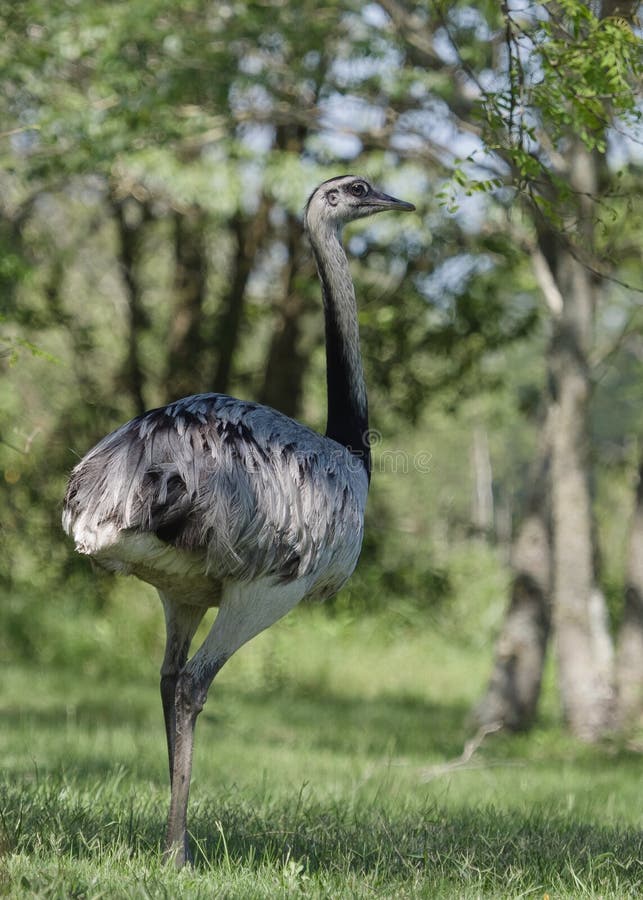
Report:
257,120,315,418
472,420,552,731
212,202,270,394
165,206,207,400
470,424,494,537
259,213,313,419
111,193,150,416
546,145,615,740
615,454,643,727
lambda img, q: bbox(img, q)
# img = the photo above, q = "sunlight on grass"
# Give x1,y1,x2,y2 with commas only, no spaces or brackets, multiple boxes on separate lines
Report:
2,605,642,898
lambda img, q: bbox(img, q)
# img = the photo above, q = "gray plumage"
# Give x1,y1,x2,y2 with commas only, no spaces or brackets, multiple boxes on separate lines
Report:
62,174,415,867
64,393,367,599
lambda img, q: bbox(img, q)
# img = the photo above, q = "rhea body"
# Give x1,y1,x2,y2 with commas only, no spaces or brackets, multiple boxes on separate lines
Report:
62,175,415,866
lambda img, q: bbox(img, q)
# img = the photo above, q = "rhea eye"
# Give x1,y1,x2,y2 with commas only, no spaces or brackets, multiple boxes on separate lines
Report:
350,182,368,197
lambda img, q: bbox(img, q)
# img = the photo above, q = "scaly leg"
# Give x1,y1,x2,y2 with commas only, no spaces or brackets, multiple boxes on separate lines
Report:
158,594,207,785
164,576,309,867
164,658,223,867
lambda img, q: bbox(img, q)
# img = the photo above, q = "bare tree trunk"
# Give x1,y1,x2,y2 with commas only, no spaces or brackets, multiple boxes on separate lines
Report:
472,420,552,730
212,202,270,394
165,205,207,400
111,193,150,416
256,121,316,419
259,213,313,418
615,453,643,727
470,424,494,536
546,145,615,740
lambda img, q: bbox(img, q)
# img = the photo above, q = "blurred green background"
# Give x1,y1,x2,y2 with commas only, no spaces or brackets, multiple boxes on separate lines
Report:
1,1,642,896
1,0,640,679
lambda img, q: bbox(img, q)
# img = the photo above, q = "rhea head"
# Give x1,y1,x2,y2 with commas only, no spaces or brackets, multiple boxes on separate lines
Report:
304,175,415,237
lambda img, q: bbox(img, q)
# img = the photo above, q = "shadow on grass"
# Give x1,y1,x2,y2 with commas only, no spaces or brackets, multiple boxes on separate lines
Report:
3,668,642,894
5,674,642,781
190,798,643,890
2,677,472,764
206,682,472,759
2,775,641,894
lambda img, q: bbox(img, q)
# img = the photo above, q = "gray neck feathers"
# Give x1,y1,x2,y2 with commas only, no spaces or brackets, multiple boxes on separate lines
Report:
307,217,370,475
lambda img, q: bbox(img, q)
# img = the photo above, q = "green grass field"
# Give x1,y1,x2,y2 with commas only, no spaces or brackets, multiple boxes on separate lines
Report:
1,593,642,898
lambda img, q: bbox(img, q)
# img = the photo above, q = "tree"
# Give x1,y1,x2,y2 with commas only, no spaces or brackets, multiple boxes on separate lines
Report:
165,205,208,400
486,0,639,738
110,189,152,415
473,413,552,731
616,451,643,726
0,0,640,741
361,0,641,737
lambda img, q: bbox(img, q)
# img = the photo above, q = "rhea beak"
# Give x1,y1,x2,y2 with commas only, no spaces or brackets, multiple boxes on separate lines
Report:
367,190,416,212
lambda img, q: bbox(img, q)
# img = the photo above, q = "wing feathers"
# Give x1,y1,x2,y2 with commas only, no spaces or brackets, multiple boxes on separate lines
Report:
63,393,367,589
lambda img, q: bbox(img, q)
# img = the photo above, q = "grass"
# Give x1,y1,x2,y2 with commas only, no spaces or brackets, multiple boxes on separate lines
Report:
1,594,642,898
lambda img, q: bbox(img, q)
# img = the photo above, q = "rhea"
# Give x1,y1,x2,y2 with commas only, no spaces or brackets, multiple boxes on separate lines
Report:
62,175,415,866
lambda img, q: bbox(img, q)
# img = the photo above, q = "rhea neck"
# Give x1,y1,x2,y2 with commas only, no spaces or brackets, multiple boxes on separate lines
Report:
308,219,370,478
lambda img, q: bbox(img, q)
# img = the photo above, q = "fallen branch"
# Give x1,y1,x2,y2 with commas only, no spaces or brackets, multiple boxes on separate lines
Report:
419,722,503,781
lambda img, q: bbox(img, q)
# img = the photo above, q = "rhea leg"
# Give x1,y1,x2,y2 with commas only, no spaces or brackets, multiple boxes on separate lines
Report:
159,594,207,785
164,577,310,867
164,656,224,867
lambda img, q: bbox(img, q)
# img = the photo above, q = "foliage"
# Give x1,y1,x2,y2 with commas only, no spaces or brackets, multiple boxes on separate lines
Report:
0,0,641,735
480,0,641,168
0,0,549,618
0,0,642,887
